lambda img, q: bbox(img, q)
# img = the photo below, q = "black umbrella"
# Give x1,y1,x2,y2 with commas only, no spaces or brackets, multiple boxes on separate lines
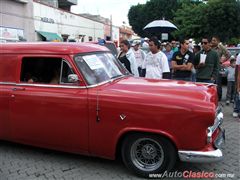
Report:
143,20,178,33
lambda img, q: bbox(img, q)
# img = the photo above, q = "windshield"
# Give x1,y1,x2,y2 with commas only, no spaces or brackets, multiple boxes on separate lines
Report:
74,52,130,85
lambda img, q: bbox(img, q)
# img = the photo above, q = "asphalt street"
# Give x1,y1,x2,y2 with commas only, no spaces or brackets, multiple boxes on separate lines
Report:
0,87,239,180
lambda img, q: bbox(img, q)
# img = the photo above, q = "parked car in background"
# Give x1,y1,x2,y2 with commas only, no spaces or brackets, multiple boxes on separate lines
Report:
88,40,119,57
0,42,225,178
223,47,240,66
227,46,240,56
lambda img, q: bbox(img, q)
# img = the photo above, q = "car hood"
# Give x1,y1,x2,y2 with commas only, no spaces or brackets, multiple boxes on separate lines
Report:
100,76,218,106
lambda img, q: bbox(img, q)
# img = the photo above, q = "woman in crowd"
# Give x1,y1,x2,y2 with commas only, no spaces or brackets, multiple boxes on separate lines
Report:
118,40,139,77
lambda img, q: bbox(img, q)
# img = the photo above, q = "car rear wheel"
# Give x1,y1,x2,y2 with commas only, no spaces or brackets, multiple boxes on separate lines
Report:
121,133,176,177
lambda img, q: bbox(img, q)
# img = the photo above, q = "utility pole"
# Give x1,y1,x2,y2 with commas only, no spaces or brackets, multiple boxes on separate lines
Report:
110,15,112,41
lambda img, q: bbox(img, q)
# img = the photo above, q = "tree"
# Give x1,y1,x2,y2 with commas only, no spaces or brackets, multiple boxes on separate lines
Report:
205,0,240,42
173,2,207,40
128,4,146,37
173,0,240,42
128,0,180,37
128,0,240,43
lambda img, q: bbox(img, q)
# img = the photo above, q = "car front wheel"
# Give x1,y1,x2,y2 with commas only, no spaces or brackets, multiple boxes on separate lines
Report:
121,133,176,177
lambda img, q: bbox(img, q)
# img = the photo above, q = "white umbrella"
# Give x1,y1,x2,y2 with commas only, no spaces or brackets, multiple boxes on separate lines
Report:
143,20,178,33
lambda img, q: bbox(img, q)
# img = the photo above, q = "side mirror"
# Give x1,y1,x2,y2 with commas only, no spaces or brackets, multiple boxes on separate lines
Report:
68,74,79,83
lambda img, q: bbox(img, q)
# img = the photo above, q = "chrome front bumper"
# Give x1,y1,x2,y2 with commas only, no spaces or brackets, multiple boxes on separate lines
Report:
178,149,223,163
178,106,225,163
178,128,225,163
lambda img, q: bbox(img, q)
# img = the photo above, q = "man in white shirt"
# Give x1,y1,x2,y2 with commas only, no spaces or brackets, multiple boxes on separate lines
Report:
142,37,170,79
132,40,146,77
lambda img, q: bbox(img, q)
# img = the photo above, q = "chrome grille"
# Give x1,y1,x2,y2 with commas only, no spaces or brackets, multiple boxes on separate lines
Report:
207,106,224,143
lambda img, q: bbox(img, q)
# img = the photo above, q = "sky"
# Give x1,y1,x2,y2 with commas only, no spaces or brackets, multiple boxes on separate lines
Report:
71,0,148,26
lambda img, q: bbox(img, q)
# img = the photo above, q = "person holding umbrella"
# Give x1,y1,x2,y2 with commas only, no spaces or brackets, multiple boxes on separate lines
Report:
142,37,170,79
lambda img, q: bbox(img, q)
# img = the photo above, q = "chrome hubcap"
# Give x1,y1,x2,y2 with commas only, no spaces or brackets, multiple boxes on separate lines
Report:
141,144,157,159
130,138,164,172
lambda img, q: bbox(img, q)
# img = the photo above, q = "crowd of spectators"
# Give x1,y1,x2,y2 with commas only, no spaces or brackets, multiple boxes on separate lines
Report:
117,36,240,120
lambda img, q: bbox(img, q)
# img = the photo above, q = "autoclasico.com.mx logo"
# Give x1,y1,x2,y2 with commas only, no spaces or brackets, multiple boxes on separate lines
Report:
149,170,235,179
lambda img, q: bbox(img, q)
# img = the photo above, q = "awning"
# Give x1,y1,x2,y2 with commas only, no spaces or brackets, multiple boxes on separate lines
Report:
36,31,62,41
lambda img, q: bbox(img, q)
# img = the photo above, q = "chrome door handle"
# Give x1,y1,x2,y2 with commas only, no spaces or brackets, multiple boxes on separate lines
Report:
12,87,26,91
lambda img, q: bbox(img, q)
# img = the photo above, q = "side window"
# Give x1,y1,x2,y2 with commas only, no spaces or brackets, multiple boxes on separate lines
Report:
60,61,75,84
20,57,77,85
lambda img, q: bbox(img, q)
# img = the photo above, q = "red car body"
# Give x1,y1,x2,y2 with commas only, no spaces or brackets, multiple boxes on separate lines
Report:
0,43,224,177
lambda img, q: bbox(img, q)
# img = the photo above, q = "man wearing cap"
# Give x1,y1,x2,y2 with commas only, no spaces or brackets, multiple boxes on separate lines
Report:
131,40,146,77
142,37,150,53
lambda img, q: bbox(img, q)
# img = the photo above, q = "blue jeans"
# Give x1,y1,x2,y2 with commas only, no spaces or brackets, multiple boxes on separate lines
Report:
233,92,240,114
191,72,196,82
226,81,235,101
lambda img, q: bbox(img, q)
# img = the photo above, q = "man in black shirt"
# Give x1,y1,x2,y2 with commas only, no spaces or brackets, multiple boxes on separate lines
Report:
172,38,194,81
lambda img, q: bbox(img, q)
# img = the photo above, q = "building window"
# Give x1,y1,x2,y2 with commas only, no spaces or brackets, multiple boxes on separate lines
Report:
61,34,69,42
79,35,85,42
88,36,93,42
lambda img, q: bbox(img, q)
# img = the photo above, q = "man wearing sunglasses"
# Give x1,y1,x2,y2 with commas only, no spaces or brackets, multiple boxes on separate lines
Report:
194,37,220,83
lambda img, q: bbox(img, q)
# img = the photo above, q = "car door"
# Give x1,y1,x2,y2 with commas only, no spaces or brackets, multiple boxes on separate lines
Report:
0,54,19,139
9,55,89,153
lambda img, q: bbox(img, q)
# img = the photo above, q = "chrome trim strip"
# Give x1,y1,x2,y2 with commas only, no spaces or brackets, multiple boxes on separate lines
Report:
17,83,86,89
178,149,223,163
0,82,86,89
0,82,16,85
195,82,217,87
85,75,131,88
85,80,112,88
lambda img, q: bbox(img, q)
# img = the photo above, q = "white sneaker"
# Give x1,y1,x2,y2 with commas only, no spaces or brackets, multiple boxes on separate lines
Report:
233,112,238,118
226,100,230,105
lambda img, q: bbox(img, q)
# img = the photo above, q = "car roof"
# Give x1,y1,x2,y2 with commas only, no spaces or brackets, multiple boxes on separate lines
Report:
0,42,109,55
87,41,116,44
227,47,240,56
